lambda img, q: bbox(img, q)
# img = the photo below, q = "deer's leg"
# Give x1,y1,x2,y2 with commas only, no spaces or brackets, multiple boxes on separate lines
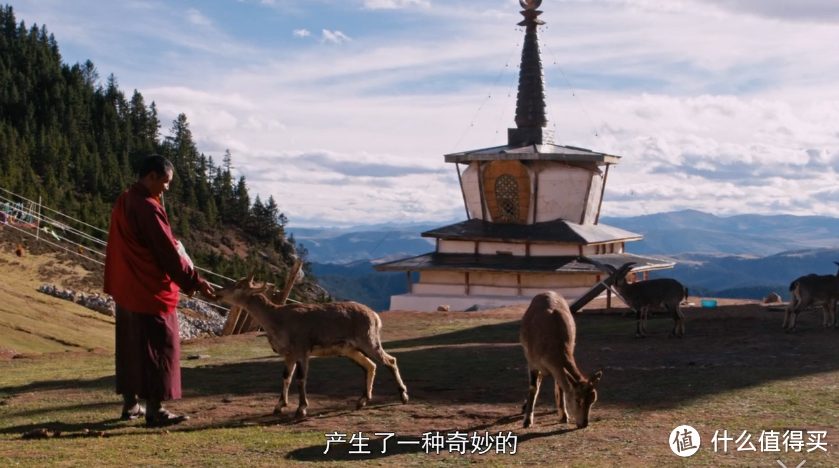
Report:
668,305,677,338
295,355,310,419
362,342,409,404
634,307,644,338
275,354,297,415
788,307,799,333
523,370,543,428
785,292,799,332
822,304,830,329
674,304,686,338
346,349,376,410
554,378,568,424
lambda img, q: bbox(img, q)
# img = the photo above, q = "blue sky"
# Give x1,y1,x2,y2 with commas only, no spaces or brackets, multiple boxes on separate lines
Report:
12,0,839,226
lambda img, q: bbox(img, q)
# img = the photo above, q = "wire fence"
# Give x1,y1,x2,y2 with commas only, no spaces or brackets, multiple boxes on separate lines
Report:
0,185,305,311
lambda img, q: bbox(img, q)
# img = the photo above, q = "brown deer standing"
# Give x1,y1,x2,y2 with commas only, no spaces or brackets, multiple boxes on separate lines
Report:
214,274,409,418
604,262,689,338
784,262,839,333
520,291,602,429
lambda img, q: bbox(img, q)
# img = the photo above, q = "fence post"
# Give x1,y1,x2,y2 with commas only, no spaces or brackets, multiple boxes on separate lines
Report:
35,196,42,240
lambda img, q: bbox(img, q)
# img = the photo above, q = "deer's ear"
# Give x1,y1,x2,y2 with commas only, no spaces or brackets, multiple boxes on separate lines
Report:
246,271,257,284
590,370,603,387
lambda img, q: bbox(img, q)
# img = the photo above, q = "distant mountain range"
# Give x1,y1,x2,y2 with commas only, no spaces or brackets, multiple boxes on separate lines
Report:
290,223,443,264
295,210,839,310
601,210,839,256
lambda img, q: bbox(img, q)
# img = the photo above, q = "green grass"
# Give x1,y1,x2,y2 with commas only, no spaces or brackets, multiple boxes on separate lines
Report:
3,305,839,467
1,249,838,467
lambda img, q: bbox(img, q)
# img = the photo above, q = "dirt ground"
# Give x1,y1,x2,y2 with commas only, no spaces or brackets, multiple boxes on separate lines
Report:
5,295,838,467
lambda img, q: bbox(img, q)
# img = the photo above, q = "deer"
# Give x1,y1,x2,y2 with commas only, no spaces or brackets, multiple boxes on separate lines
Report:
603,262,689,338
213,274,409,419
783,262,839,333
520,291,603,429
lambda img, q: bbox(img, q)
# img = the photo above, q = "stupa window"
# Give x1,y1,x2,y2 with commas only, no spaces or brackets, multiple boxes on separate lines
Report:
495,174,520,223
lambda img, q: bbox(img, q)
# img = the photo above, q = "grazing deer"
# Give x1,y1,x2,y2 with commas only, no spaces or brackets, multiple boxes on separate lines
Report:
520,291,602,429
783,262,839,333
214,274,409,418
604,262,689,338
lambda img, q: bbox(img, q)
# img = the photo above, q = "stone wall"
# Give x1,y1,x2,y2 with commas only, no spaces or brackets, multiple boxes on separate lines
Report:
37,284,226,340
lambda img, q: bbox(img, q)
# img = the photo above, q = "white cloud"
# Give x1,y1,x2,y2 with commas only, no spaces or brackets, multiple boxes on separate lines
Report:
363,0,430,9
293,28,310,37
185,8,212,27
321,29,351,44
701,0,839,23
16,0,839,226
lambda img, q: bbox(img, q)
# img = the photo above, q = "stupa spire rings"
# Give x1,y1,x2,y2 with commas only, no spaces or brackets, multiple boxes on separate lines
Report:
517,0,545,28
514,0,548,131
519,0,542,11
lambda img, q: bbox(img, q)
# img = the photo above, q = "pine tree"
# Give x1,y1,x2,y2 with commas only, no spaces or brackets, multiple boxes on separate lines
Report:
0,5,319,302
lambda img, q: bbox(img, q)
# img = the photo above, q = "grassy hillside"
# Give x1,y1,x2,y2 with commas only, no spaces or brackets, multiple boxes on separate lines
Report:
0,237,114,355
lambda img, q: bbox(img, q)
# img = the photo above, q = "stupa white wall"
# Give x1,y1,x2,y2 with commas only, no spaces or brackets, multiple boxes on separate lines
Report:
461,161,606,225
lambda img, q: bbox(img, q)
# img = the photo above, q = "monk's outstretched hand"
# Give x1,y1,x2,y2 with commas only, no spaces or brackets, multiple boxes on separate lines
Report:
197,280,217,301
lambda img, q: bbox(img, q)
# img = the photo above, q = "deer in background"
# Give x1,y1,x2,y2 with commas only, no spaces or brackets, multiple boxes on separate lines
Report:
520,291,602,429
783,262,839,333
214,274,409,418
604,262,689,338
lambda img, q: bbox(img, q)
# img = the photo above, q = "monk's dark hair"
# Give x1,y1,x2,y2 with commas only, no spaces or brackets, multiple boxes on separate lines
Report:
139,154,174,179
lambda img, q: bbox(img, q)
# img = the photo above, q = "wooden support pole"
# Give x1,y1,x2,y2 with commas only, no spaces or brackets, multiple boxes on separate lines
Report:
221,306,243,336
607,289,612,309
276,259,304,306
406,271,413,294
465,272,470,295
580,172,594,224
456,163,471,220
532,161,540,223
237,314,253,334
35,196,42,240
517,274,522,296
644,271,649,281
477,163,488,221
595,164,610,225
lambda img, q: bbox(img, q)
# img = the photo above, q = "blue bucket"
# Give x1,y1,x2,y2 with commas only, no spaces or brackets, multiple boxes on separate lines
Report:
701,299,717,308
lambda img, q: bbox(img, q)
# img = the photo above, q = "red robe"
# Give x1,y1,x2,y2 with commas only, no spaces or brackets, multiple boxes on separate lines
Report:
104,183,201,315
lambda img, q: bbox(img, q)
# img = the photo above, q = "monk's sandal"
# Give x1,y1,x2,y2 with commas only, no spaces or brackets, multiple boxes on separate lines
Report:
145,409,190,428
120,404,146,421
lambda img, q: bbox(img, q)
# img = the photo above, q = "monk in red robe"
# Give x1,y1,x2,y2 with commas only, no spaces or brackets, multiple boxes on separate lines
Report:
105,154,215,427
